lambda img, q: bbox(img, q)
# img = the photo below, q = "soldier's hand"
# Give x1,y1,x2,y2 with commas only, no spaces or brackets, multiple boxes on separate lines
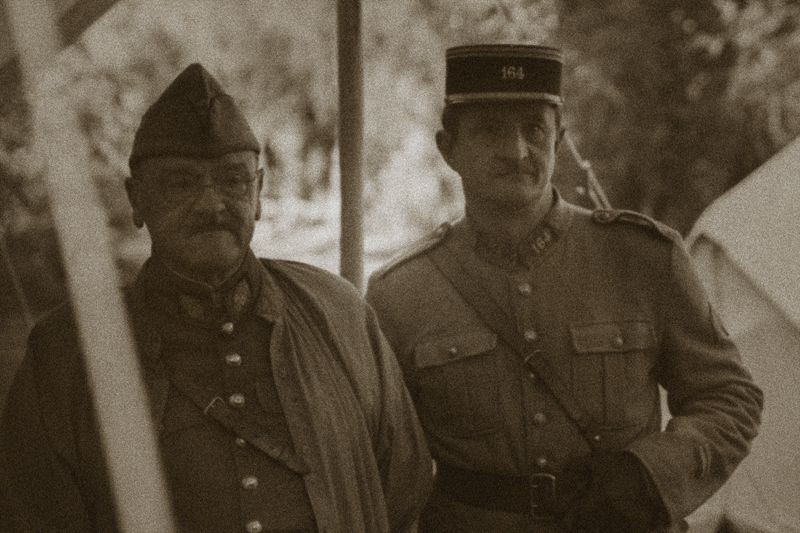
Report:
559,452,667,533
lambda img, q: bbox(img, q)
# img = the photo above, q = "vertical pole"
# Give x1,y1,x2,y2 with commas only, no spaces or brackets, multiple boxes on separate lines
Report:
4,1,176,532
337,0,364,289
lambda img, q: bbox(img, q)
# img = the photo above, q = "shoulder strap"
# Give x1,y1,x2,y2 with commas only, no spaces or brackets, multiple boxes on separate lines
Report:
168,370,311,475
428,240,600,448
370,221,452,282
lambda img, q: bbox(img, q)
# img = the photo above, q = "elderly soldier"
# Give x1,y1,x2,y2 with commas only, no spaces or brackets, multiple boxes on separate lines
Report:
365,45,763,533
0,63,432,533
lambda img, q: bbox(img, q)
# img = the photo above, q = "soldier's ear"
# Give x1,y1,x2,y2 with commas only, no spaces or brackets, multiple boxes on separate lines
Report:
436,130,455,170
124,177,145,229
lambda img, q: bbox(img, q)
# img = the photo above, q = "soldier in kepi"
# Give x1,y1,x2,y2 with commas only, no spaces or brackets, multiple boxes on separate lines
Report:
365,44,763,533
0,63,432,533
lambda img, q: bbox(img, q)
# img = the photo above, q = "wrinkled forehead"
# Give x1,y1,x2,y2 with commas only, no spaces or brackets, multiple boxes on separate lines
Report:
135,151,258,177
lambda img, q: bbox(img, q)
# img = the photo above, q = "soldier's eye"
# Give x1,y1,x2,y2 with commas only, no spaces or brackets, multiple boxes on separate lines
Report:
521,123,546,142
216,170,254,196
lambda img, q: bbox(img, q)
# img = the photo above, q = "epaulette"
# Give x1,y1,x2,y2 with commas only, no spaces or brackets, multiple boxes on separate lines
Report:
370,221,452,281
591,209,680,242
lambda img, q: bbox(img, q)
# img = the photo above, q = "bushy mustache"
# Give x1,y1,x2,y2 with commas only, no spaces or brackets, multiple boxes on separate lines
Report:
190,217,239,235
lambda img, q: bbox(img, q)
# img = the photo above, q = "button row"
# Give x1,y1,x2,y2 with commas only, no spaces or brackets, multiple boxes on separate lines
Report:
228,393,245,408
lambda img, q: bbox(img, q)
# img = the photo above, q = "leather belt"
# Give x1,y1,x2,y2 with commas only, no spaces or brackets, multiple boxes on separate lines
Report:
436,463,558,520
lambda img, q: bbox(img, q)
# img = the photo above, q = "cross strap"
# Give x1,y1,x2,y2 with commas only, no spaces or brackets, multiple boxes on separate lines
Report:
428,240,600,448
167,370,311,475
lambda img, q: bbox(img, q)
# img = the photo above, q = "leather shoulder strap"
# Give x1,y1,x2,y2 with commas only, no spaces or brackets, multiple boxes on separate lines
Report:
168,370,311,475
427,241,600,448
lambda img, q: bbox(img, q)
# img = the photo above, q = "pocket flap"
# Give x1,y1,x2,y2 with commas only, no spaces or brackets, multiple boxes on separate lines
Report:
415,331,498,368
570,321,656,354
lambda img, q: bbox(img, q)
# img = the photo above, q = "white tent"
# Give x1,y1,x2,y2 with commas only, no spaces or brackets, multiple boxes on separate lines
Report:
685,136,800,533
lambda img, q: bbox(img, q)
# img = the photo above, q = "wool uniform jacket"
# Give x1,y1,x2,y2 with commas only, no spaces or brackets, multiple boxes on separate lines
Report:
0,254,433,533
365,193,763,533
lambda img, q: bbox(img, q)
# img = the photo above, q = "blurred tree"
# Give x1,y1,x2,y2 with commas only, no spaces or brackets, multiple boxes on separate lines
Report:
1,0,798,320
557,0,800,233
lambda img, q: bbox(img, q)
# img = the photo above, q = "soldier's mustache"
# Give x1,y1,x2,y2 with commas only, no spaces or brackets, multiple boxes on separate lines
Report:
191,218,238,234
497,165,537,177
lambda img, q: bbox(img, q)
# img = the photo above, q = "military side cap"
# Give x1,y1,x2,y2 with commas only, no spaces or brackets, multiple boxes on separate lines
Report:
445,44,563,106
129,63,260,170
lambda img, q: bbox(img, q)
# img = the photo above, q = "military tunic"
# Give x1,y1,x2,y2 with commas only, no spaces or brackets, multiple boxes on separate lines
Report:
1,251,433,533
365,191,763,532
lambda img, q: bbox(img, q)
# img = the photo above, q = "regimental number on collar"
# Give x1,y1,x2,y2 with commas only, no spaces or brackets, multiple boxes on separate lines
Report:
529,225,554,255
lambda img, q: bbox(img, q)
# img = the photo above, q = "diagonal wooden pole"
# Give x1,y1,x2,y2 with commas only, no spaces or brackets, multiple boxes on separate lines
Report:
4,1,176,532
564,131,612,210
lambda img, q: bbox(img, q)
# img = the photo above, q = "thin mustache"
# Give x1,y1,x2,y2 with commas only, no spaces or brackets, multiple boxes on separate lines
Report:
495,160,536,175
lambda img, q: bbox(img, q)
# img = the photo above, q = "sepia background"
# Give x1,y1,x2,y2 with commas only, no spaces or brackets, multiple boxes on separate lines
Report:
1,1,798,531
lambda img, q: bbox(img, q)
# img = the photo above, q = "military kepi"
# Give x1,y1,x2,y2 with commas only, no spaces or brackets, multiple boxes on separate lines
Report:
129,63,260,170
445,44,563,106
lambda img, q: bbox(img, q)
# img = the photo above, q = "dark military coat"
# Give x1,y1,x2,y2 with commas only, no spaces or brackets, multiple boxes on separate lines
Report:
365,192,762,533
0,251,432,533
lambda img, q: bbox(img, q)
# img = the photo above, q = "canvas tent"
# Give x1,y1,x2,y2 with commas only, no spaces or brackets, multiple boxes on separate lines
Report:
685,136,800,533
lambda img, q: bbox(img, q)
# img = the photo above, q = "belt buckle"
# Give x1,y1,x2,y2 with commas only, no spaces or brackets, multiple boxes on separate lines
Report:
529,473,556,520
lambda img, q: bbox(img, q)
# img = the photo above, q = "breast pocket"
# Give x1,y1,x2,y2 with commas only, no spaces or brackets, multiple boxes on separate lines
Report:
414,331,501,438
570,321,658,431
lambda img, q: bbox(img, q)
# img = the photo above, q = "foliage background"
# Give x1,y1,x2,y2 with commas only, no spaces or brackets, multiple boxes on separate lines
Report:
1,0,799,399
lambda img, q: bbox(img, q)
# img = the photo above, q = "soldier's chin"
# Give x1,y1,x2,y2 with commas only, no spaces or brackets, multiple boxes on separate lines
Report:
490,187,540,209
181,237,243,275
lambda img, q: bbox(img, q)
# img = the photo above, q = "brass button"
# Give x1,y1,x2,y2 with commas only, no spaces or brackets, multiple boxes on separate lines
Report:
592,434,602,443
241,476,258,490
535,457,549,469
523,329,538,342
228,393,245,408
518,283,532,296
447,346,458,357
225,353,242,367
235,437,247,448
612,336,624,348
528,371,536,380
245,520,263,533
533,412,547,426
221,322,234,335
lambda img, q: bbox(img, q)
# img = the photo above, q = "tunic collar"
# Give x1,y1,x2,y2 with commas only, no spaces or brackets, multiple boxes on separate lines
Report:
134,249,263,326
465,188,573,270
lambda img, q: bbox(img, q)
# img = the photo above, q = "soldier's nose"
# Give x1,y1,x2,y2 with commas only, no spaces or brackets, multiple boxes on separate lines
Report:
497,125,530,161
192,182,226,215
